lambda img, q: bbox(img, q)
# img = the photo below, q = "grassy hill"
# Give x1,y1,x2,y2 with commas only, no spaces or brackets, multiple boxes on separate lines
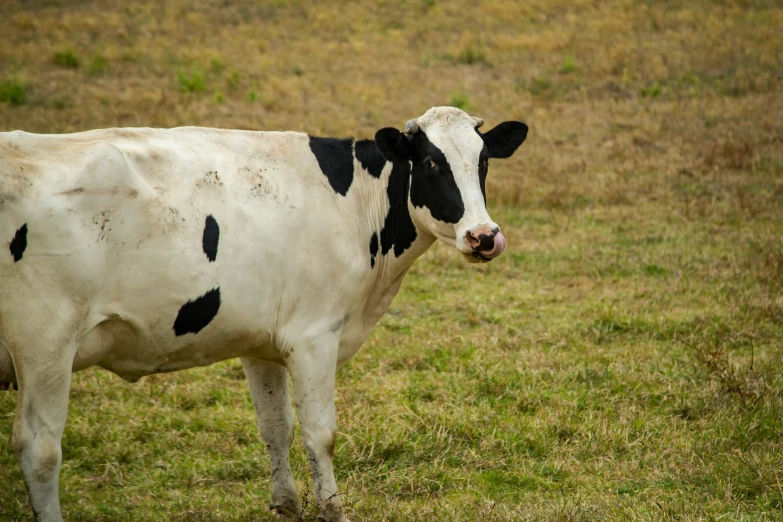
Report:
1,0,782,520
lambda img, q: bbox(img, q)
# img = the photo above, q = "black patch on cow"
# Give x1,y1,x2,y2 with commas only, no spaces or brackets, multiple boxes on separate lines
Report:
478,147,489,204
202,215,219,262
379,159,417,256
354,139,386,178
369,232,379,268
9,223,27,262
309,137,354,196
370,128,417,257
409,132,465,224
173,287,221,336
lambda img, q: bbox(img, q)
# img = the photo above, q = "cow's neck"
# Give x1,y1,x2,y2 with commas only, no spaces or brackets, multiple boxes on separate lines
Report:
348,139,436,326
364,222,435,327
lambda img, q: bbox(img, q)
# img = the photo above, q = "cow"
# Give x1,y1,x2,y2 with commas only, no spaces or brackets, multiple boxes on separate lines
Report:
0,106,528,522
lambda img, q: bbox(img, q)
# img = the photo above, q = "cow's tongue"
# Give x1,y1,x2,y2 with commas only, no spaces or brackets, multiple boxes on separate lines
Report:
479,231,506,258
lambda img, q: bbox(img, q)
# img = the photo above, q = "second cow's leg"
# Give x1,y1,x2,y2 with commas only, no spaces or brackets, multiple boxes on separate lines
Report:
287,340,345,522
241,357,301,517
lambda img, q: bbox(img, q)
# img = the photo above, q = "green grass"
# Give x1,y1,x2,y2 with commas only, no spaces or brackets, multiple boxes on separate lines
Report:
177,69,207,93
0,78,26,105
86,52,107,76
1,0,783,520
448,90,469,110
52,48,80,69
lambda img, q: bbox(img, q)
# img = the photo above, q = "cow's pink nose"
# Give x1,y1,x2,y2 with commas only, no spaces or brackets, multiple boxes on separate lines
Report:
466,228,506,259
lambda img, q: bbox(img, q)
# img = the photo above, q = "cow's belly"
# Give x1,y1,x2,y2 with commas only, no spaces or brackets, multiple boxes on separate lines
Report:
72,314,278,382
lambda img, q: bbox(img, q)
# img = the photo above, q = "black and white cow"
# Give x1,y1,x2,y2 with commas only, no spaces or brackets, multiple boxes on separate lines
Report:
0,107,527,521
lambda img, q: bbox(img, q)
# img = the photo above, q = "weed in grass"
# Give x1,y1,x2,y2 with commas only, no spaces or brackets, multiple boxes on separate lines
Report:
44,95,70,109
210,58,225,74
121,50,137,63
621,66,632,87
456,45,488,66
448,90,469,110
527,75,553,97
177,69,206,93
225,70,240,90
0,78,26,105
213,90,226,104
53,48,80,69
677,330,769,407
560,55,575,74
454,33,490,66
643,263,668,277
86,52,107,75
640,82,661,97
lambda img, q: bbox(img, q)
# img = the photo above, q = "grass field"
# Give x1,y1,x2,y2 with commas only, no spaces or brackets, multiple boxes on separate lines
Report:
1,0,782,520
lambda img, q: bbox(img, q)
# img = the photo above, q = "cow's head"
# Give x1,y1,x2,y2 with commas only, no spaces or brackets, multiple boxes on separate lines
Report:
375,107,528,263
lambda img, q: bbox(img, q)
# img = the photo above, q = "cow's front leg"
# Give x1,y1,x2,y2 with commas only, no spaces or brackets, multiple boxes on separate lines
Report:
11,354,73,522
288,342,345,522
241,357,301,517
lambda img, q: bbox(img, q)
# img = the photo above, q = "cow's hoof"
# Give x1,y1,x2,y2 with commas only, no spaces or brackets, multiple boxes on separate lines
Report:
316,506,347,522
269,500,301,518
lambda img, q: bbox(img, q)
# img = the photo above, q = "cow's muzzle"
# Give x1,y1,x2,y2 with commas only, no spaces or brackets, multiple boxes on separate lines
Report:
466,227,506,261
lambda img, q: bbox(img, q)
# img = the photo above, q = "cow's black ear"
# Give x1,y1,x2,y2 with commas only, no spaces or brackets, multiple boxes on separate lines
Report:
375,128,411,163
481,121,528,159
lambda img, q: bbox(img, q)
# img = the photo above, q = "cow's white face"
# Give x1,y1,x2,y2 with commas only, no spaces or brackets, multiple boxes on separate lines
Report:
375,107,528,263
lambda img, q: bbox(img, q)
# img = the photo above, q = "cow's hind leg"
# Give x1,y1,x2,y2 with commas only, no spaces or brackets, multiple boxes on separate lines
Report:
11,343,75,522
287,338,345,522
241,357,301,517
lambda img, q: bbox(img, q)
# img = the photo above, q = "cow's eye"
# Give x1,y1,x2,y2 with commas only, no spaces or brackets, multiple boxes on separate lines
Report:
425,159,437,171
